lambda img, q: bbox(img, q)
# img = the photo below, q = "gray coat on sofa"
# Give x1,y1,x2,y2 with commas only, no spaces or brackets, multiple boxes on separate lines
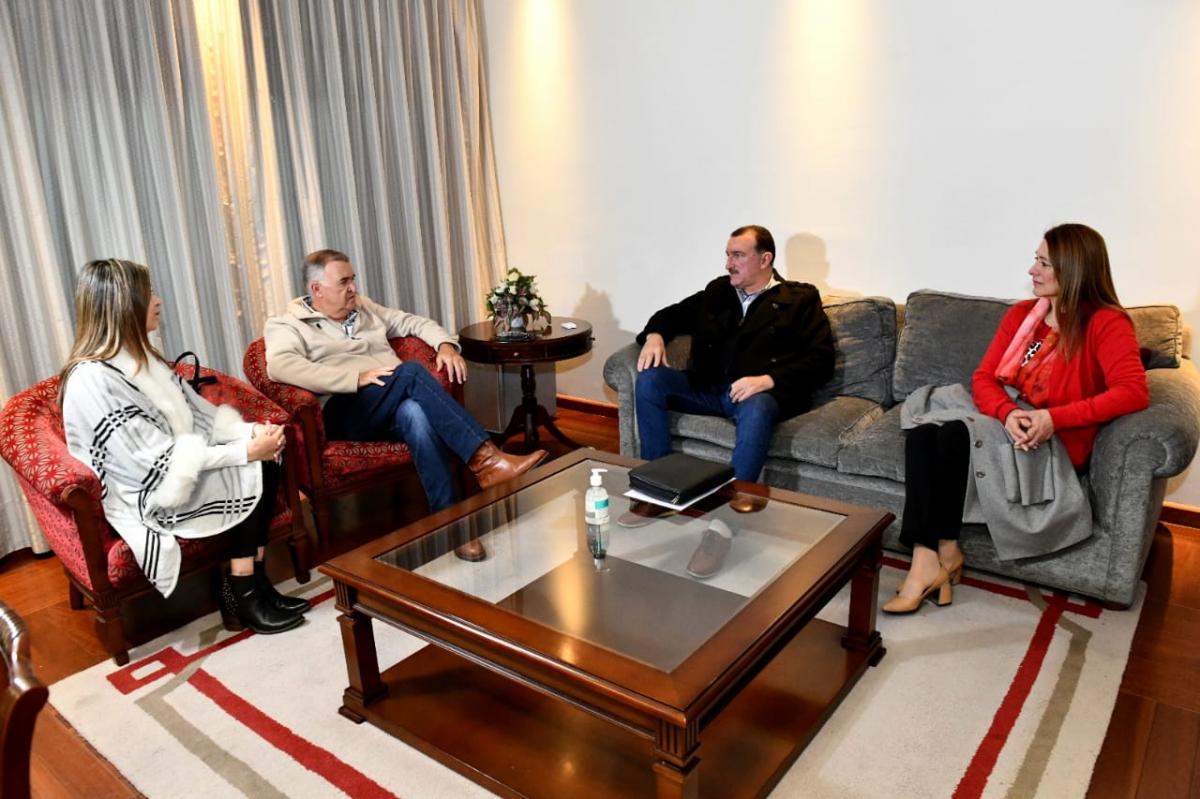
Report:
604,289,1200,606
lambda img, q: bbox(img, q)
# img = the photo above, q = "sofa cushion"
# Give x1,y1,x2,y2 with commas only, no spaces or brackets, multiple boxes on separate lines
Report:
836,404,907,481
671,395,884,469
1127,305,1182,369
813,295,897,406
892,290,1013,402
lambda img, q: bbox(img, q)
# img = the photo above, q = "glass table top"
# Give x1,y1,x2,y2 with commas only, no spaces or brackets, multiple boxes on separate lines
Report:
375,459,845,672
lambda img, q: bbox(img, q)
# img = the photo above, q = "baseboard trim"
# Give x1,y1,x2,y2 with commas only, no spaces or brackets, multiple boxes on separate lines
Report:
1161,502,1200,531
556,394,618,418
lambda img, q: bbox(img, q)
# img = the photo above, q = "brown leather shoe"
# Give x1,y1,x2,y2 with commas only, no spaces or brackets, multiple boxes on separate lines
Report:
686,520,733,579
454,539,488,562
615,501,675,528
468,441,548,490
729,494,768,513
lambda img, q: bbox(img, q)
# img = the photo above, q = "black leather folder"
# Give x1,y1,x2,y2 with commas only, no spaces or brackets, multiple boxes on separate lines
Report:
627,453,734,506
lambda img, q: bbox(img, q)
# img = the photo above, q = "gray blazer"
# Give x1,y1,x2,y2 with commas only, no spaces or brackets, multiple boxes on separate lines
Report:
901,384,1092,561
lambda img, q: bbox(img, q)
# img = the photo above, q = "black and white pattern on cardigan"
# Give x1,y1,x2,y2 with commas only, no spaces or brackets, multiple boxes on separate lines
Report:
62,353,263,597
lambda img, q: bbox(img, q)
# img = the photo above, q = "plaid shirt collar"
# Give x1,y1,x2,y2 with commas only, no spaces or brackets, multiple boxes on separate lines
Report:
302,295,359,335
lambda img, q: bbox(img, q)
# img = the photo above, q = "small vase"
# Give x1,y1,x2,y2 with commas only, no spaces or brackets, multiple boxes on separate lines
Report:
493,310,532,339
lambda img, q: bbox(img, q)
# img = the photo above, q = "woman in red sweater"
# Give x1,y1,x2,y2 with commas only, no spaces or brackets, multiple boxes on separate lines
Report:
884,223,1149,614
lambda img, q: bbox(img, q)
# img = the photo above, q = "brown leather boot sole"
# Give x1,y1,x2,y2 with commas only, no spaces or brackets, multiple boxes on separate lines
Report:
454,539,488,562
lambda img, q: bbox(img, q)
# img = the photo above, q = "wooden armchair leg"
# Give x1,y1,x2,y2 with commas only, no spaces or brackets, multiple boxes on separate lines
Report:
67,579,85,610
289,527,312,584
314,503,333,544
93,600,129,666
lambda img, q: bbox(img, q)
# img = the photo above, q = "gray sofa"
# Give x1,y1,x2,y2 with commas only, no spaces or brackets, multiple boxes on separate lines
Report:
603,289,1200,606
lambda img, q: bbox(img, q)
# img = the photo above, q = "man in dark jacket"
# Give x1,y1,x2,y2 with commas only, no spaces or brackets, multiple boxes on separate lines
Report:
634,224,835,482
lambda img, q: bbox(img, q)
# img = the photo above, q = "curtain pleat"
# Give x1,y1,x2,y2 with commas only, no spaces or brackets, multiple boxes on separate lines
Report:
0,0,506,559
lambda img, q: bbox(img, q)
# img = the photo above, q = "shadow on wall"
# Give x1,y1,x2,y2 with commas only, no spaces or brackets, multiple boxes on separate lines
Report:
782,232,860,300
563,283,624,404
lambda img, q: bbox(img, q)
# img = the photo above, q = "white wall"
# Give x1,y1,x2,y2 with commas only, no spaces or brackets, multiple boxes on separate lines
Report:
482,0,1200,505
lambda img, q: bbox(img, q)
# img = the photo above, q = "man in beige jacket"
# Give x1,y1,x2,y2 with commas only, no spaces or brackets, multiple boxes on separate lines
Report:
264,249,545,559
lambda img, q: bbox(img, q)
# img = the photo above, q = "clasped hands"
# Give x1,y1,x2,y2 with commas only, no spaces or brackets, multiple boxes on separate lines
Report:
636,333,773,402
357,343,468,388
1004,408,1055,451
248,423,286,462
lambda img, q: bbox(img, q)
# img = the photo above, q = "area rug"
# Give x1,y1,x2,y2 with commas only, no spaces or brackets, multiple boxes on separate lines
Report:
50,558,1143,798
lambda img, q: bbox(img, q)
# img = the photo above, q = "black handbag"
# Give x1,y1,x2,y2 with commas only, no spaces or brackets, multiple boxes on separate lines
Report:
172,351,218,393
627,453,734,506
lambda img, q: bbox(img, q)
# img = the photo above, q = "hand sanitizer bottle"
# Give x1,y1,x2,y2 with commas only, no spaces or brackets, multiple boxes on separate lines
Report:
585,468,609,560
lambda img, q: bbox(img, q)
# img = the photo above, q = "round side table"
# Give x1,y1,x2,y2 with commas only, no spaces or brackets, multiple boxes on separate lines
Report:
458,317,593,451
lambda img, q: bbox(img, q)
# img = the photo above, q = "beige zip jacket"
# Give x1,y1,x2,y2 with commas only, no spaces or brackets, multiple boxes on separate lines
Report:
264,295,458,401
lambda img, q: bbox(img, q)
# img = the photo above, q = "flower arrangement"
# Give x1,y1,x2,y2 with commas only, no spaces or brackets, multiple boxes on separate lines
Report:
486,268,551,336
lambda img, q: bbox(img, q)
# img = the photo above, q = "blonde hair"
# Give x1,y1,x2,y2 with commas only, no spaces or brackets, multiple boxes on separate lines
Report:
58,258,164,401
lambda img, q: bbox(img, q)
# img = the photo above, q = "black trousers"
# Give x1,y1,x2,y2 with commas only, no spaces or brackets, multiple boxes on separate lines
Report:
225,461,280,560
899,421,970,550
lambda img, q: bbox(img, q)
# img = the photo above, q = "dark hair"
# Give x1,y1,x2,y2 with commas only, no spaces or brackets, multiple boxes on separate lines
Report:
730,225,776,265
1043,223,1124,359
302,249,351,290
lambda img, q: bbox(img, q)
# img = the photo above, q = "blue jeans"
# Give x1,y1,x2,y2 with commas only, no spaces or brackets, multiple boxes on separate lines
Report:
323,362,488,511
635,366,780,481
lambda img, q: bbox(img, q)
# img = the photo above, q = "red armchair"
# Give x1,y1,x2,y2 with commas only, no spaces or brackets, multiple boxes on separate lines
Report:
0,366,311,666
242,336,458,538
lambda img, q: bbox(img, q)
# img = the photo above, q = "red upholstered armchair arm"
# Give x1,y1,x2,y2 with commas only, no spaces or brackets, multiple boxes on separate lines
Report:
0,377,114,593
180,364,290,426
243,338,328,492
392,336,459,398
242,339,323,425
0,377,102,507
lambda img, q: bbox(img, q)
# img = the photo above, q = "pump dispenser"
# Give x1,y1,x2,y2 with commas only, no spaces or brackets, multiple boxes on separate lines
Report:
585,468,609,525
585,468,610,561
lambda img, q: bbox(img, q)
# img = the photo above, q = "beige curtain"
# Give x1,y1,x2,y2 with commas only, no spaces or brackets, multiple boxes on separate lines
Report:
0,0,506,558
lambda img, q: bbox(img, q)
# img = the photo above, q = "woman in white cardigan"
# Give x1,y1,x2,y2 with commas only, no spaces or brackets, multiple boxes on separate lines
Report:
60,258,308,634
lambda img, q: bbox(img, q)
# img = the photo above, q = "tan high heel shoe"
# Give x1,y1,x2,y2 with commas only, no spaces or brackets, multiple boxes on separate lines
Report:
882,567,953,614
942,550,965,586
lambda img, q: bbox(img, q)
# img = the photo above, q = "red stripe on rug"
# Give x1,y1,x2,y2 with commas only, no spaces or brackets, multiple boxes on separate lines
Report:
188,668,397,798
108,588,338,695
952,601,1066,798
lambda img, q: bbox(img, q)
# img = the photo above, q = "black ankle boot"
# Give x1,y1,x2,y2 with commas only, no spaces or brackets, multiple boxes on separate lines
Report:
220,574,304,634
253,561,312,614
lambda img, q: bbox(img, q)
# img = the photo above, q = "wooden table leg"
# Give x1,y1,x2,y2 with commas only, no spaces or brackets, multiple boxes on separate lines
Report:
335,582,387,722
842,534,884,664
653,721,700,799
494,364,586,452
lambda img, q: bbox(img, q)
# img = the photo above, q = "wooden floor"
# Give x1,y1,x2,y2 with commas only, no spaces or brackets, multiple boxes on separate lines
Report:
2,406,1197,797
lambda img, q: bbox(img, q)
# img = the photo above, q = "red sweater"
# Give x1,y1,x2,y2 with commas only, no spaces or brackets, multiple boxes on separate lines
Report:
972,301,1149,468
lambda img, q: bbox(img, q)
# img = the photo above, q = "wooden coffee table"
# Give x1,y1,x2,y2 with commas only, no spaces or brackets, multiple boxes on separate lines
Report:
322,449,891,798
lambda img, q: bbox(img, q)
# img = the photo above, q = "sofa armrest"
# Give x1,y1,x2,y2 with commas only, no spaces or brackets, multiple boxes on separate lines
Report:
603,342,642,456
1088,359,1200,530
602,336,697,457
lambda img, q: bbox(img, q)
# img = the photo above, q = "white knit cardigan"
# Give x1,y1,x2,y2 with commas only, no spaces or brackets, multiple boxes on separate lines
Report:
62,351,262,596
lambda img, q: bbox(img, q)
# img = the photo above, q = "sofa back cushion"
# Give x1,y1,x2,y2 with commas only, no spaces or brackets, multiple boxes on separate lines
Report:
892,291,1185,403
1127,305,1183,368
892,290,1013,402
813,295,897,405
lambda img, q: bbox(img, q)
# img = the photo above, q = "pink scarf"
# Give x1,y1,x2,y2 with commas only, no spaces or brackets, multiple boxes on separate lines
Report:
995,297,1051,384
